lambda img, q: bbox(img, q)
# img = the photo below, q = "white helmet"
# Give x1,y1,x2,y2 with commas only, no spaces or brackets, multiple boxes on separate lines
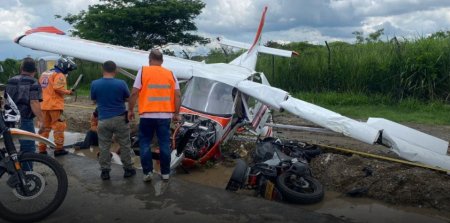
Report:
3,93,21,123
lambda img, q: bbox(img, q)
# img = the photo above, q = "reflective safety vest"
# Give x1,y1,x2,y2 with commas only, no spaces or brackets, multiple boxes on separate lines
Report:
138,66,176,114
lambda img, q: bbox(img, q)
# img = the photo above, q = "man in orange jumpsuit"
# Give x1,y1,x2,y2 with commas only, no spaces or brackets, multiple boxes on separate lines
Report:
38,58,76,156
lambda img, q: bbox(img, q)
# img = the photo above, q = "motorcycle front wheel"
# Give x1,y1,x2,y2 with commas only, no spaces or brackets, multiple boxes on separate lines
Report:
0,153,68,223
276,173,324,204
225,159,248,191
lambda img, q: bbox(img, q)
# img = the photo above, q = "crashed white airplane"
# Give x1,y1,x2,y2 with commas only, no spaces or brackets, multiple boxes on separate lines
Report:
14,7,450,171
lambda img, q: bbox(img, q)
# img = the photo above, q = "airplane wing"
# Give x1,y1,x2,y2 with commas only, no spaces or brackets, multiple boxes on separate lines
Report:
237,80,380,144
15,26,450,171
238,81,450,171
15,28,196,80
15,28,255,86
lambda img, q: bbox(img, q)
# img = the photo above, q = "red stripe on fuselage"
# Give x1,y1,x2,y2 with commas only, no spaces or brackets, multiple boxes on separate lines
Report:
252,105,268,129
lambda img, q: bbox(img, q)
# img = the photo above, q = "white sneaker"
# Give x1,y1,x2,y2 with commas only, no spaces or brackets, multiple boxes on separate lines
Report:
143,173,153,182
161,174,170,181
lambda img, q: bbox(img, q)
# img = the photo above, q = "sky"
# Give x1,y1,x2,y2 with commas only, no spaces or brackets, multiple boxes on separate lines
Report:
1,0,450,60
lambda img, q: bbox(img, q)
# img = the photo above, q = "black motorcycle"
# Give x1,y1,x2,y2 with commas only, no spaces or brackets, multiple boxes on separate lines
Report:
226,138,324,204
0,91,68,223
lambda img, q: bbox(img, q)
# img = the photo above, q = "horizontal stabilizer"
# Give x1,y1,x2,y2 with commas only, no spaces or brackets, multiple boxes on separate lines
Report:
217,37,298,58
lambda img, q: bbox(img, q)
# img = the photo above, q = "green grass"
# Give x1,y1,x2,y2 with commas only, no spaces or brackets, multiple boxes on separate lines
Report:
200,37,450,102
75,87,450,125
327,104,450,125
293,92,450,125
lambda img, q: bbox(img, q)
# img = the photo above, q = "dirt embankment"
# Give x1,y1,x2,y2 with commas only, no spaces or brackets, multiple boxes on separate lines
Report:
311,154,450,211
273,112,450,212
64,98,93,132
64,96,139,133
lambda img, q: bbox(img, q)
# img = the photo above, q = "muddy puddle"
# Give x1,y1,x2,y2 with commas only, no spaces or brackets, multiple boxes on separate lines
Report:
175,163,450,223
59,131,450,223
59,131,142,169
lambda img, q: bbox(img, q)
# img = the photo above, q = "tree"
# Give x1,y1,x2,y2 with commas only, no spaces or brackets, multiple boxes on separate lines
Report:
352,29,385,43
61,0,208,50
428,30,450,39
0,59,20,82
352,31,364,44
366,28,384,43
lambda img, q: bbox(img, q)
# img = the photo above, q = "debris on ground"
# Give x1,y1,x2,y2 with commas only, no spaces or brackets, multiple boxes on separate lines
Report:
310,153,450,211
346,187,369,197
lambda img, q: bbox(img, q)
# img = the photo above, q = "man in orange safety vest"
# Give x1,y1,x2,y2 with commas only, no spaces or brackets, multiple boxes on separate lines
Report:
128,49,181,182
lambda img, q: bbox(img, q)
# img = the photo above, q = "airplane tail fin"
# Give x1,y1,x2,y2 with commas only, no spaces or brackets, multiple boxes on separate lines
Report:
217,6,298,70
248,6,268,56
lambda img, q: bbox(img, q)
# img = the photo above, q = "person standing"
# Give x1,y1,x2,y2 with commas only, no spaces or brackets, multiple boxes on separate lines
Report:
38,58,76,156
5,57,44,154
128,49,181,182
91,61,135,180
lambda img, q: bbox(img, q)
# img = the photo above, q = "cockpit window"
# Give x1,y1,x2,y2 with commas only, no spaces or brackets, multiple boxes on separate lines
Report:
182,77,234,117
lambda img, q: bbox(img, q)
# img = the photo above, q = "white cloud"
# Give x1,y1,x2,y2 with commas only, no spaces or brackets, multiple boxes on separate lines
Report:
3,0,450,59
360,7,450,39
0,0,101,41
264,27,349,44
197,0,258,33
51,0,100,14
196,0,450,44
0,5,36,40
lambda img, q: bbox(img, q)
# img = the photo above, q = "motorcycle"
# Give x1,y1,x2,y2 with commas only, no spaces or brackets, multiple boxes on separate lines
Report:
225,138,324,204
0,89,68,223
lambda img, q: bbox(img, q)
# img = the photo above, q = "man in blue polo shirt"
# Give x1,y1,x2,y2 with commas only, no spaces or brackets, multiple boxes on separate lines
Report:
91,61,135,180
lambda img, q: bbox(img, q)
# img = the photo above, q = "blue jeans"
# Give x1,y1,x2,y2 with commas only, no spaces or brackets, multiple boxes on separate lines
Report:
19,118,36,171
139,118,171,175
19,118,36,153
